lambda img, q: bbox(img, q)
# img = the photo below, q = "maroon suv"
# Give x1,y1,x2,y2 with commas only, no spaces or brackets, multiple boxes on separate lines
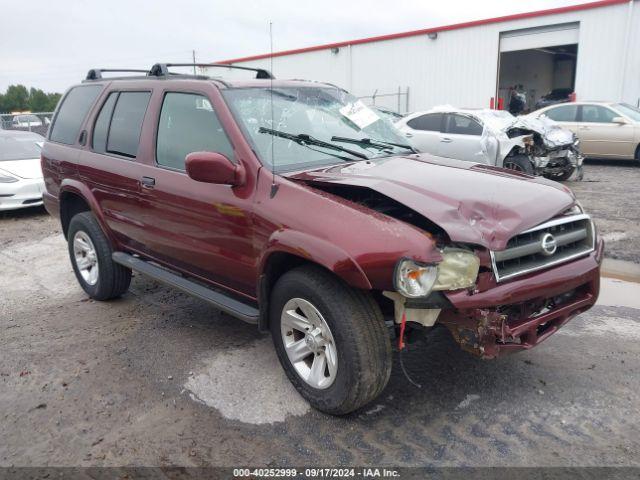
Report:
42,64,603,415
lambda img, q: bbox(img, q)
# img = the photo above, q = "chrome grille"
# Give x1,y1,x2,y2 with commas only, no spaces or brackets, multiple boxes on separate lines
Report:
491,214,595,282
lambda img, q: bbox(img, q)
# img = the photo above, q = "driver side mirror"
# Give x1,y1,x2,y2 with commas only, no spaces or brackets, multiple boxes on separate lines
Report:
185,152,245,186
612,116,629,125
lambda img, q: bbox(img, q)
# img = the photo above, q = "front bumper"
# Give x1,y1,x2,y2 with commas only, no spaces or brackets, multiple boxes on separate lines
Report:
438,238,604,358
0,178,45,211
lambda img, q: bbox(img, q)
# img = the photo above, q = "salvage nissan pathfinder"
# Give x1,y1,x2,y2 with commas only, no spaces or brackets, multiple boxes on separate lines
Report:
42,64,603,414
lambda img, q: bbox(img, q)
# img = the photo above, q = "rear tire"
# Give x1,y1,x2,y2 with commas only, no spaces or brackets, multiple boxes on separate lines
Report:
503,155,534,175
270,265,392,415
67,212,131,300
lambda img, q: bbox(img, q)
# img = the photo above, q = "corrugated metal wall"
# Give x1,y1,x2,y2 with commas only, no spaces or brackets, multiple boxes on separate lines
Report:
230,2,639,111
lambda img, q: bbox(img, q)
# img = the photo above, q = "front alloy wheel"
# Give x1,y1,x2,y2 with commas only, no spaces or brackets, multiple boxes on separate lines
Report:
280,298,338,389
73,230,99,286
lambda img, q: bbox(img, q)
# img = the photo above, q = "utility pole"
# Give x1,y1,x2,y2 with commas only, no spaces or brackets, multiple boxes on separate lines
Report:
192,50,196,75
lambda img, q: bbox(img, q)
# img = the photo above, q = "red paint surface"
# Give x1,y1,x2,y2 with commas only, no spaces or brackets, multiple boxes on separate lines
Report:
216,0,627,64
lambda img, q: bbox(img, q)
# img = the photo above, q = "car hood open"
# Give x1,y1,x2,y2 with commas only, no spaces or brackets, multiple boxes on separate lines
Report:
284,154,576,251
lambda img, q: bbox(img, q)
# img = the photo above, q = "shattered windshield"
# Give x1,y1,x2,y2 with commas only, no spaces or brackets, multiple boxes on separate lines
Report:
222,86,410,172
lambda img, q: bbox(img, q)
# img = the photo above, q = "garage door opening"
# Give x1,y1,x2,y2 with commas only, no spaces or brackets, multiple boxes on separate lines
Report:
497,23,579,114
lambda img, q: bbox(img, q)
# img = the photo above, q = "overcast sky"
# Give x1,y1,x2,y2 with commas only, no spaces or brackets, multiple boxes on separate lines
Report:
1,0,590,93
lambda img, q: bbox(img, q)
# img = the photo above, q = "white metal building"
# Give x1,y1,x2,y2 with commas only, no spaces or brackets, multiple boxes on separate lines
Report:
217,0,640,113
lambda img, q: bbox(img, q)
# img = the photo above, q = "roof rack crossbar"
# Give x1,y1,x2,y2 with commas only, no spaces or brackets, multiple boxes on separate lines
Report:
149,63,274,79
86,68,150,80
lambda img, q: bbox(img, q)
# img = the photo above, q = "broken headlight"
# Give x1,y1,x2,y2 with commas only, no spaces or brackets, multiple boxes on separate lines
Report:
395,249,480,298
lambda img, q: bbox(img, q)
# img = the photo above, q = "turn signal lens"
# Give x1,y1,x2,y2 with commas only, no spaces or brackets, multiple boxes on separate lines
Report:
395,259,438,298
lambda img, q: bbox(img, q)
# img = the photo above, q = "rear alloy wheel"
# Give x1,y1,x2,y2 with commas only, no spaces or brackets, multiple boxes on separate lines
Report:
67,212,132,300
503,155,534,175
270,265,392,415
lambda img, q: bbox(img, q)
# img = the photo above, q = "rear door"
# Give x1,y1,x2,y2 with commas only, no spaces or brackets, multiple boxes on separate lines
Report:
577,104,635,158
136,87,255,295
438,113,485,163
80,89,152,248
399,113,443,154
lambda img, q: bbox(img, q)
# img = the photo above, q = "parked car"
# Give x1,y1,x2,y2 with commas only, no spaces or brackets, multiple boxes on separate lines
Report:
0,130,46,211
534,88,573,110
370,106,405,123
532,101,640,161
12,114,43,128
396,107,583,181
42,64,603,415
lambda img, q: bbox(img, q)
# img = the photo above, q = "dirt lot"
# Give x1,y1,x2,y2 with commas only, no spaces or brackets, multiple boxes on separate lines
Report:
1,160,639,468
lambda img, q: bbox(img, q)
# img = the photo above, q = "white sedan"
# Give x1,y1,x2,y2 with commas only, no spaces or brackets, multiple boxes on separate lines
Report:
395,107,582,181
0,130,46,211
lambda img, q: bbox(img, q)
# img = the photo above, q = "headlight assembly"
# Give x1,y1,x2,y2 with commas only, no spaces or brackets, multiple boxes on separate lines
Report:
395,249,480,298
432,249,480,291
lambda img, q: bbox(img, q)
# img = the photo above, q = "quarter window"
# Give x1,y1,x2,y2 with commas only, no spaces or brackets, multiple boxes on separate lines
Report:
580,105,618,123
406,113,442,132
49,85,102,145
156,92,234,170
106,92,151,158
544,105,577,122
92,93,117,153
445,114,483,135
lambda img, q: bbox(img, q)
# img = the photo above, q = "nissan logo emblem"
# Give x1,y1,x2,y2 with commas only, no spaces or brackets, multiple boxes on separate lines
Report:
540,232,557,256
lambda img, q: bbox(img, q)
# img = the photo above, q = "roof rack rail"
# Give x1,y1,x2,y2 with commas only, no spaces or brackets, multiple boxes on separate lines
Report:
149,63,274,79
86,68,150,80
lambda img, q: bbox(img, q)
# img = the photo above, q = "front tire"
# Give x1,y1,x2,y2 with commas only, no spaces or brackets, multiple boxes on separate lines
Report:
270,265,392,415
67,212,131,300
503,155,534,175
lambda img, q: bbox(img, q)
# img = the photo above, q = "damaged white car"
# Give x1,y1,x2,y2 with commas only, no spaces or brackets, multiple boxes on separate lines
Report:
396,107,583,181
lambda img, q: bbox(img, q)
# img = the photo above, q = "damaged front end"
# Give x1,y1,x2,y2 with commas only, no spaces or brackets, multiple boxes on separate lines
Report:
506,116,584,181
438,279,596,358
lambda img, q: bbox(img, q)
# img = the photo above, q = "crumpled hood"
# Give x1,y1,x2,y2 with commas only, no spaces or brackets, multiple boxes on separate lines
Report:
285,154,576,251
0,158,43,179
509,115,575,148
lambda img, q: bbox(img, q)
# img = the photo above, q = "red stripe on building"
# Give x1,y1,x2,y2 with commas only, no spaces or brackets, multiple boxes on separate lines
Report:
216,0,628,64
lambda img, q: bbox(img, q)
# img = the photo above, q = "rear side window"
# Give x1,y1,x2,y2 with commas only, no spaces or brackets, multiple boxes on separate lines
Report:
544,105,577,122
156,92,234,170
49,85,102,145
445,114,483,135
106,92,151,157
92,93,118,153
580,105,618,123
406,113,442,131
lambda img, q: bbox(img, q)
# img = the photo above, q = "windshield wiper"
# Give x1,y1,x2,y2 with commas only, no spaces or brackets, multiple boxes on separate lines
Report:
259,127,369,160
330,136,418,154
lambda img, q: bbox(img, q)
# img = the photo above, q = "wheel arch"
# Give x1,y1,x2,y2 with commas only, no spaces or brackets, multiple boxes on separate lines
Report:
256,231,373,331
59,180,111,242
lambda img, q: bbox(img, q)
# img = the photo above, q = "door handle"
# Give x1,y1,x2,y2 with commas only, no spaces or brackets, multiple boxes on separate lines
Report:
440,137,453,143
141,176,156,188
405,132,413,138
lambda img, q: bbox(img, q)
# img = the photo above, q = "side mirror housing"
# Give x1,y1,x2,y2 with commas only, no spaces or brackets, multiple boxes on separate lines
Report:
612,116,629,125
185,152,245,186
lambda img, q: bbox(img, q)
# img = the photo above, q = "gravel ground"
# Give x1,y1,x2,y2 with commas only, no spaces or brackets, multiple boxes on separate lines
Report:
1,161,639,468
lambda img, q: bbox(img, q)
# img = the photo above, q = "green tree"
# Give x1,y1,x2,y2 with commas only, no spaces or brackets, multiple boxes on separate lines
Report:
2,85,29,112
28,88,50,112
46,92,62,111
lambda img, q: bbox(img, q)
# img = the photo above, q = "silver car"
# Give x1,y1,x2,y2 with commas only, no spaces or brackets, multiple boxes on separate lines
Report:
396,107,582,181
0,130,46,211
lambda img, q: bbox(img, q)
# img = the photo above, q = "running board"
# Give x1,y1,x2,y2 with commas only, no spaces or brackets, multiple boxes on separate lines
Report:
112,252,259,324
